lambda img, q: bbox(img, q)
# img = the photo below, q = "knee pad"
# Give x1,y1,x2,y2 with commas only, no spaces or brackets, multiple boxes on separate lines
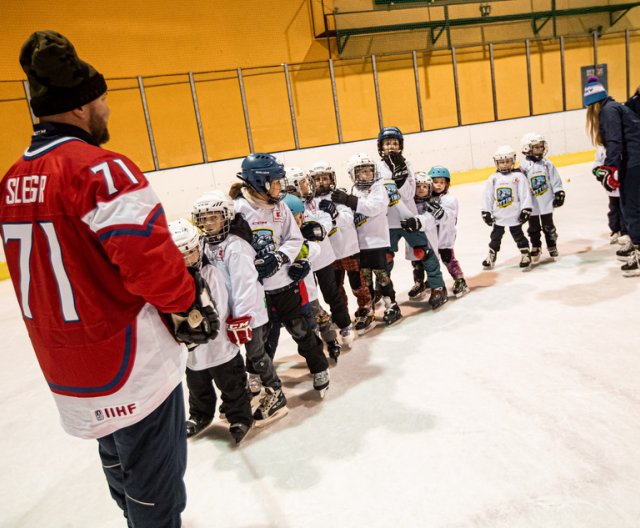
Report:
285,317,312,341
543,225,558,241
413,247,426,260
374,269,391,287
385,251,395,264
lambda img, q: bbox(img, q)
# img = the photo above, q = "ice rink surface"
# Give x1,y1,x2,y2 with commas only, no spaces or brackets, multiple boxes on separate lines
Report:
1,162,639,528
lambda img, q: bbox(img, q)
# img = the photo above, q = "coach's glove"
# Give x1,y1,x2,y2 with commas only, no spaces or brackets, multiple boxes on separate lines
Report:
166,269,220,345
553,190,565,208
319,199,339,220
594,165,620,192
226,315,253,345
400,217,422,233
482,211,495,226
519,208,532,224
301,220,326,241
425,198,445,220
331,189,358,211
383,151,409,186
254,251,288,280
288,259,311,282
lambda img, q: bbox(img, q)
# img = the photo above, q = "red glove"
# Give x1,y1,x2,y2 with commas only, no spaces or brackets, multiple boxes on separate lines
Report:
594,165,620,192
226,315,253,345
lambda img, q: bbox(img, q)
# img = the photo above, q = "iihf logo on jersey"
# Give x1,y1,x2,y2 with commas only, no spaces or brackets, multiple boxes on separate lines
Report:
530,173,549,196
95,410,104,421
496,187,514,208
93,402,138,423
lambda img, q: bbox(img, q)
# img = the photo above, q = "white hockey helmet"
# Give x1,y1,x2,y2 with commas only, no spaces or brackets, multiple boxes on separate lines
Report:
347,152,379,189
283,166,315,200
307,161,336,195
191,190,236,244
520,132,547,159
414,171,433,202
493,145,517,173
169,218,203,268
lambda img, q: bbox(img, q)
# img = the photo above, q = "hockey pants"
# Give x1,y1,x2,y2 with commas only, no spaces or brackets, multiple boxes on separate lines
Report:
244,323,282,390
489,224,530,253
185,353,252,427
97,384,186,528
527,213,558,249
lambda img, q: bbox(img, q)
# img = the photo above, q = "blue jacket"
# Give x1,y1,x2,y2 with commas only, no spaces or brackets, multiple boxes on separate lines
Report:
599,97,640,172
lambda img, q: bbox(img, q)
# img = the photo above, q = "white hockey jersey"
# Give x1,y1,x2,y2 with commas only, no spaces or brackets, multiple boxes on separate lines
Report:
323,197,360,259
377,160,418,228
187,264,239,371
432,193,459,249
482,170,533,227
233,193,304,292
406,202,439,261
352,180,391,249
302,241,321,303
204,233,269,330
519,158,563,215
303,197,337,272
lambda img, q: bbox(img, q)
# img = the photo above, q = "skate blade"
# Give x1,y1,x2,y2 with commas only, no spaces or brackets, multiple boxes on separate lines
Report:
454,288,470,298
408,291,427,301
356,321,377,335
253,406,289,428
521,266,533,272
384,315,403,326
622,269,640,277
315,386,329,399
616,256,630,262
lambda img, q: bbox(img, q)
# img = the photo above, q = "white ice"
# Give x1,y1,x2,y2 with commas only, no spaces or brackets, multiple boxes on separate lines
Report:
1,162,639,528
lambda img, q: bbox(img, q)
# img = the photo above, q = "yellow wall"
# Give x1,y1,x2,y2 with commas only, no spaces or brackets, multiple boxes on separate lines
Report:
1,1,639,174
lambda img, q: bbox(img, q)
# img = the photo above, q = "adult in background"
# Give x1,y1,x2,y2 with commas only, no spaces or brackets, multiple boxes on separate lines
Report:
0,31,219,527
584,76,640,277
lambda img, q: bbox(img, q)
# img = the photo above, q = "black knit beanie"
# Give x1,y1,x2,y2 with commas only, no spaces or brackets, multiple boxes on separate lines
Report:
19,30,107,117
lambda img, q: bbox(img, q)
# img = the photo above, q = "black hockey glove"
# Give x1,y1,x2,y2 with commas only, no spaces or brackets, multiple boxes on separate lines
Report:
481,211,494,226
301,220,326,242
255,251,289,280
400,217,422,233
166,269,220,345
519,208,532,224
552,190,565,208
424,198,445,220
331,189,358,211
319,199,339,220
383,151,409,186
288,259,311,282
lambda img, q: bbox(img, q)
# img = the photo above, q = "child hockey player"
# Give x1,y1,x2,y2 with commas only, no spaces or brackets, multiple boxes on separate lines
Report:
229,153,330,395
593,146,630,246
283,167,354,350
481,145,533,270
169,218,253,443
192,191,288,426
331,152,401,329
519,133,565,261
376,126,448,309
281,193,342,363
308,161,371,341
403,167,469,298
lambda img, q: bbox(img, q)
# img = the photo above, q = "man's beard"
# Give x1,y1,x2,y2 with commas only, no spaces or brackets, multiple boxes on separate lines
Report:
89,111,110,145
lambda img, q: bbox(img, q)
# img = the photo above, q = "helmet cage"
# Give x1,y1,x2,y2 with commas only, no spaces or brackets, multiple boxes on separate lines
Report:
414,172,433,202
308,169,336,195
192,194,236,244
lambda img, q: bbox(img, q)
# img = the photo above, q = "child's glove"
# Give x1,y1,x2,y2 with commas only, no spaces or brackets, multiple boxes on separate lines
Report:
254,251,288,280
552,190,565,207
424,198,445,220
226,315,253,345
518,208,532,224
481,211,495,226
400,217,422,232
331,189,358,210
301,220,326,241
288,259,311,281
383,151,409,186
319,199,339,220
594,165,620,192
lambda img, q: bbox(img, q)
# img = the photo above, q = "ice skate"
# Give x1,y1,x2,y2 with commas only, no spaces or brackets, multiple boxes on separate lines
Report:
313,369,330,398
610,231,621,244
327,340,341,363
339,325,354,348
247,372,262,397
617,241,634,261
408,281,427,300
452,278,470,298
618,234,631,246
621,246,640,277
354,307,376,335
229,422,252,444
548,246,559,260
253,387,288,427
382,297,402,325
186,417,212,438
520,249,532,270
428,287,448,309
482,249,497,270
530,247,541,264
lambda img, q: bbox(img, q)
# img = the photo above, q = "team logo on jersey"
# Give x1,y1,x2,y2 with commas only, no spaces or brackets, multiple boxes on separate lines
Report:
273,208,283,222
354,212,368,228
252,228,277,258
496,187,514,208
529,173,549,196
214,246,225,261
384,181,401,207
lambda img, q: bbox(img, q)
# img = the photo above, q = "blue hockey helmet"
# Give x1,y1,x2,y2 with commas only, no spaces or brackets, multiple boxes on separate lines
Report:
377,126,404,155
428,165,451,181
282,193,305,216
238,153,285,198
